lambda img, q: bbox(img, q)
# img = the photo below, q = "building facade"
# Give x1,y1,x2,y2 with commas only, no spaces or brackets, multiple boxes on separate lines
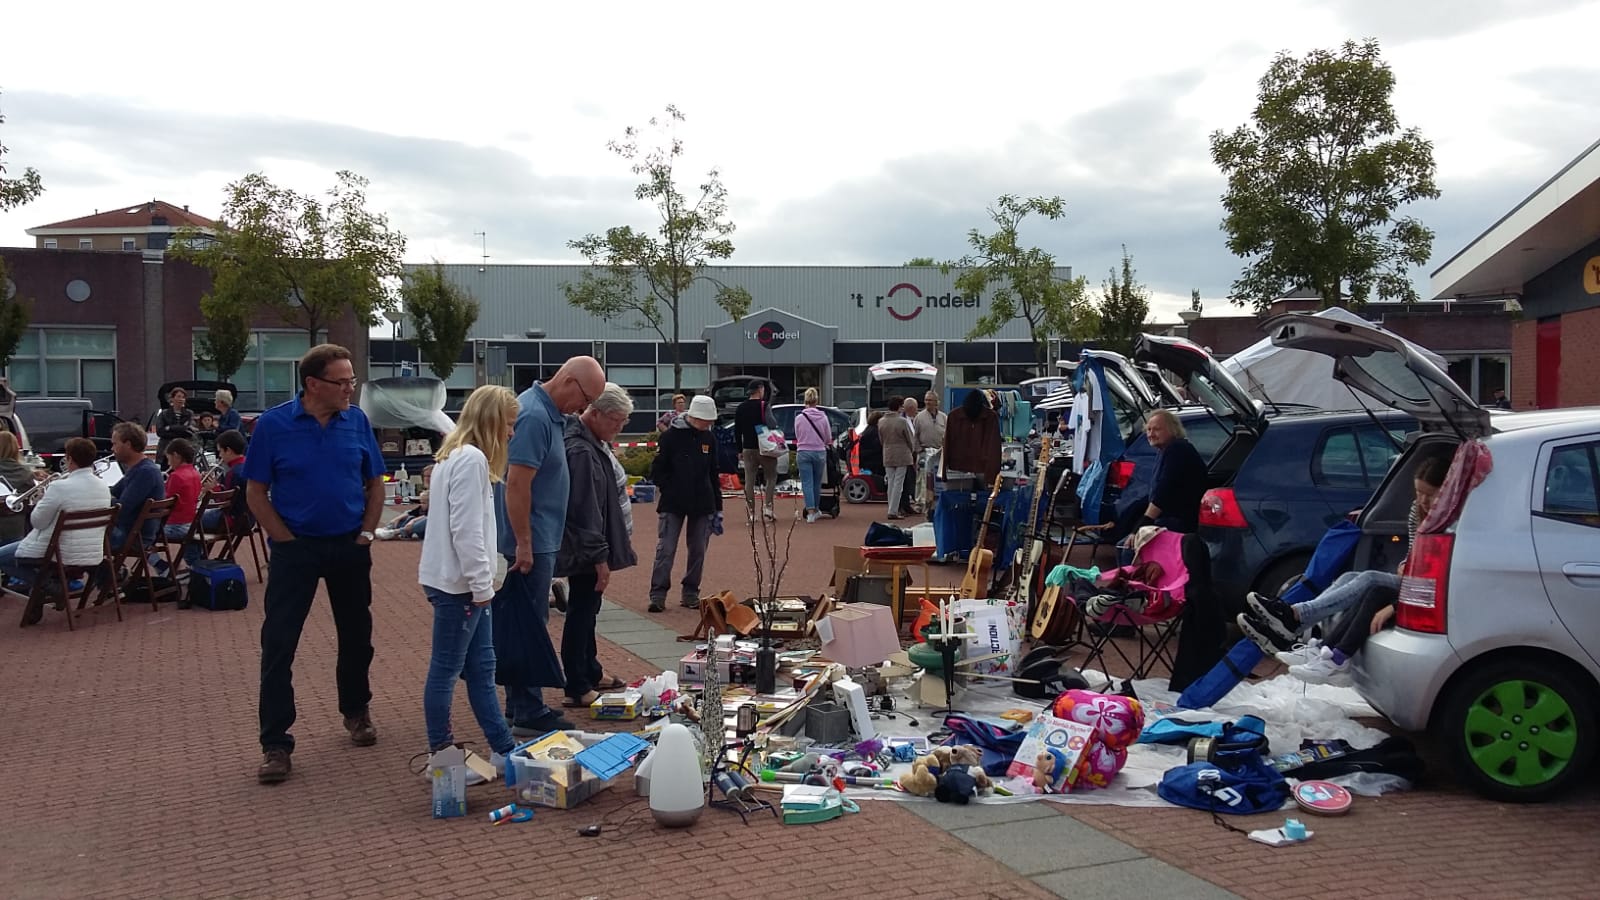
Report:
25,200,218,253
373,264,1071,432
0,247,369,420
1430,137,1600,410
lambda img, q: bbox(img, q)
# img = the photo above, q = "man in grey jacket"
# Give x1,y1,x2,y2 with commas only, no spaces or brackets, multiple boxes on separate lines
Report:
878,397,918,520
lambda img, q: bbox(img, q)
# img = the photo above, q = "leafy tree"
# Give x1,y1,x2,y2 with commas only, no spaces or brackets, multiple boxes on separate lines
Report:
0,259,32,371
1095,247,1150,356
195,298,252,382
1211,38,1439,311
564,105,752,392
903,257,938,266
402,262,479,381
0,92,43,213
173,170,407,345
947,194,1093,368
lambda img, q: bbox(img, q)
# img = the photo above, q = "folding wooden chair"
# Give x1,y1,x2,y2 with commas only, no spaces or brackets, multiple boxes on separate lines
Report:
180,488,236,572
16,506,121,630
112,496,180,611
243,522,268,583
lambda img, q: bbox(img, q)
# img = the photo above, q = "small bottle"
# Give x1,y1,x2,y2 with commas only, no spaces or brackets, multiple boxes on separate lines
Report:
489,803,519,823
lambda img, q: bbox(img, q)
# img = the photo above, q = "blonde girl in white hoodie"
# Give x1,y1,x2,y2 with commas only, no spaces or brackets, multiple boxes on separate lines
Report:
419,385,519,773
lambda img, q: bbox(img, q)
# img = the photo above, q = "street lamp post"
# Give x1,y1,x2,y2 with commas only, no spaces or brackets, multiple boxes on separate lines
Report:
383,308,404,377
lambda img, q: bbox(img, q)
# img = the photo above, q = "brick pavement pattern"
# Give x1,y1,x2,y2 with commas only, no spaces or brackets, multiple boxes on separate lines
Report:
1,492,1595,898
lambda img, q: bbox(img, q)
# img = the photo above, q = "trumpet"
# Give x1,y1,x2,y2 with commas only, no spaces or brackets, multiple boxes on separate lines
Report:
7,471,63,513
200,462,227,490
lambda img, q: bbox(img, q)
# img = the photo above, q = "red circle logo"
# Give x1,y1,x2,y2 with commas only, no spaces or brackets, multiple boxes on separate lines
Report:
886,283,922,321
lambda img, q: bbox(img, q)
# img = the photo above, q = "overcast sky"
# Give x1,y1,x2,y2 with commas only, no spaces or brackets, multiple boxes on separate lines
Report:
2,0,1596,321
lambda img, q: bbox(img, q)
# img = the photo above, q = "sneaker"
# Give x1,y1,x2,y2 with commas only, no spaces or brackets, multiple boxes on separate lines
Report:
1237,611,1295,654
679,594,700,610
1289,654,1353,687
374,527,399,541
647,598,665,613
1245,592,1300,643
550,579,568,613
344,712,378,747
805,511,819,524
1274,641,1325,667
763,506,776,521
257,747,292,784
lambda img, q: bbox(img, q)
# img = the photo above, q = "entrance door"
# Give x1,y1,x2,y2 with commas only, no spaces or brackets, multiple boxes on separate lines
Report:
1537,317,1562,409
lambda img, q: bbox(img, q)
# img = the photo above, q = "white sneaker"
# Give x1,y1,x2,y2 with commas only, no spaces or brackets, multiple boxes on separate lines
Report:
374,527,399,541
1274,641,1325,667
1289,654,1352,687
763,506,776,521
805,511,818,523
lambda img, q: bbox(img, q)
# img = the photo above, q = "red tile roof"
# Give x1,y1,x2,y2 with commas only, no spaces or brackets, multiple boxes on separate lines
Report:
29,200,217,232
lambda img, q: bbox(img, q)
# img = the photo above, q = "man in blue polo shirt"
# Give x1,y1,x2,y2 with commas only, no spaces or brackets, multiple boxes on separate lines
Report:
494,355,606,736
244,344,387,785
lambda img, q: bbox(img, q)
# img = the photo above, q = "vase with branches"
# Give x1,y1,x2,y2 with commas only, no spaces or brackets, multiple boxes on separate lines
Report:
747,510,801,694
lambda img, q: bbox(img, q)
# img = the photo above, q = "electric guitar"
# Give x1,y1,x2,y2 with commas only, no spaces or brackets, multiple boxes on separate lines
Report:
1005,437,1052,605
958,475,1005,600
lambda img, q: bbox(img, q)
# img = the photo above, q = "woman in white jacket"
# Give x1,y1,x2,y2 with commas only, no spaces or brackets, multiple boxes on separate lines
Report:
419,385,519,772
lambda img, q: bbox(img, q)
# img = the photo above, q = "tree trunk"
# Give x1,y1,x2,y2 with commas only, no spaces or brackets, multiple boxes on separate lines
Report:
670,295,683,393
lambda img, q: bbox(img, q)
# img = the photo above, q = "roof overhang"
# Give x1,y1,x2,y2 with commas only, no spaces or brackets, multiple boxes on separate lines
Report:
25,225,217,236
1430,138,1600,301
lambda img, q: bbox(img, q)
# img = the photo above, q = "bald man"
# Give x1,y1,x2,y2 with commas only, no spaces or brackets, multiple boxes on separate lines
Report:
494,355,607,736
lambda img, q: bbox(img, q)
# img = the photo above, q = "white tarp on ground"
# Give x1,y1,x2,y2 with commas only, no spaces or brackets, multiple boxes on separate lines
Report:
359,377,456,435
852,673,1399,808
1221,307,1449,411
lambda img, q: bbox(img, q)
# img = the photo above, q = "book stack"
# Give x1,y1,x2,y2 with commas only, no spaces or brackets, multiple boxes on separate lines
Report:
780,784,845,825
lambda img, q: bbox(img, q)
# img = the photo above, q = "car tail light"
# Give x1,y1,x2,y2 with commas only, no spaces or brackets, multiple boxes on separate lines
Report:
1199,488,1248,529
1109,460,1135,490
1398,533,1453,634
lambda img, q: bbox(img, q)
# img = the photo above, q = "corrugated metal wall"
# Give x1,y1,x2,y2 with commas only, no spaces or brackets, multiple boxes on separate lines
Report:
413,264,1072,343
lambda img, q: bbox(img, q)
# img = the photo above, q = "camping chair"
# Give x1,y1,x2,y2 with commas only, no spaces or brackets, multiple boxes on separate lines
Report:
112,497,180,611
1072,527,1190,690
16,506,121,630
183,488,238,568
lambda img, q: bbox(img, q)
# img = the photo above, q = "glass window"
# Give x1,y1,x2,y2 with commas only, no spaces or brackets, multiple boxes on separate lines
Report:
15,333,39,357
834,365,868,388
1356,425,1404,484
261,333,314,359
9,363,39,393
997,364,1040,385
46,330,116,356
262,362,297,409
611,366,657,388
78,239,92,250
122,238,136,251
1543,444,1599,520
43,239,57,250
1313,428,1367,489
834,387,867,411
82,360,116,409
657,364,709,390
45,360,79,397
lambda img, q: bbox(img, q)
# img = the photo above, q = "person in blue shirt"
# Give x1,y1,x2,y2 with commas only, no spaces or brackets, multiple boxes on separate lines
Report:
214,389,244,436
493,355,606,737
244,344,386,785
106,420,166,552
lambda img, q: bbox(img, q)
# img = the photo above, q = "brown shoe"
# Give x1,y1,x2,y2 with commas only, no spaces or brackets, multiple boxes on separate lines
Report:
257,747,292,784
344,712,377,747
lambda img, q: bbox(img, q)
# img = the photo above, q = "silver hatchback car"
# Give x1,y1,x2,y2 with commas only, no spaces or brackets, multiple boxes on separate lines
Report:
1268,312,1600,803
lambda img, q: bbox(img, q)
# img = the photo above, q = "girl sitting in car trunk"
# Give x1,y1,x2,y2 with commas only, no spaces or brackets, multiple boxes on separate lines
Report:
1239,451,1451,685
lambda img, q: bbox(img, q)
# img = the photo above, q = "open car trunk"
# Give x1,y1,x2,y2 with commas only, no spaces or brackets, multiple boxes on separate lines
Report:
1134,333,1269,486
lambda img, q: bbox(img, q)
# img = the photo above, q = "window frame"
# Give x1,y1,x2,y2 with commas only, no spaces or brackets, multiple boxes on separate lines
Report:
4,326,118,409
1534,438,1600,527
121,238,137,251
43,239,57,250
78,238,93,250
1311,426,1370,490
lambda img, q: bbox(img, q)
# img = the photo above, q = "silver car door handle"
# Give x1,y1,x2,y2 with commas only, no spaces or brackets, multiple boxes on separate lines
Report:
1561,563,1600,585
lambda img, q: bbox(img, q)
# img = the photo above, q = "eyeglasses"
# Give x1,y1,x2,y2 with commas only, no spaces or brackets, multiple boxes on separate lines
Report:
312,376,360,389
575,377,596,406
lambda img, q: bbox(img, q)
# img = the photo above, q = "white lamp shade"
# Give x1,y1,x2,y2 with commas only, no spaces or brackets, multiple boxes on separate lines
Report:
648,723,705,827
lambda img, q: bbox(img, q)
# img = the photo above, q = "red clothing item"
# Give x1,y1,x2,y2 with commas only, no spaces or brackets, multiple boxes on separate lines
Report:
166,463,202,526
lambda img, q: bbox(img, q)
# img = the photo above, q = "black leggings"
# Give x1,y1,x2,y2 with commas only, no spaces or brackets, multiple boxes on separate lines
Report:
1325,583,1399,657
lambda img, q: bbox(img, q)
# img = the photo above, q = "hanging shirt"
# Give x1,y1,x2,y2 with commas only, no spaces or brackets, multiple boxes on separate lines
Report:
1071,375,1103,474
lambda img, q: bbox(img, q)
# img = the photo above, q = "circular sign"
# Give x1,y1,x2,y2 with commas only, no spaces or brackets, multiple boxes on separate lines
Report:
65,279,91,303
755,321,788,350
1584,256,1600,295
1292,780,1353,815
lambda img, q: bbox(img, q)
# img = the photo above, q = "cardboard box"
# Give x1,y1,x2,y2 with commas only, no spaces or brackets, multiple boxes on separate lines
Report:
590,690,644,720
828,545,865,595
507,731,620,809
816,602,901,668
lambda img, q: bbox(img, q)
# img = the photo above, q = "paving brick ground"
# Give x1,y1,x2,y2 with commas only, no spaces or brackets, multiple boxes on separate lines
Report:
1,491,1594,899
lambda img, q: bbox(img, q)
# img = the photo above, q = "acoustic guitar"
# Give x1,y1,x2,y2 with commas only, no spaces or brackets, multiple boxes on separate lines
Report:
1029,469,1085,644
1006,438,1053,605
957,475,1005,600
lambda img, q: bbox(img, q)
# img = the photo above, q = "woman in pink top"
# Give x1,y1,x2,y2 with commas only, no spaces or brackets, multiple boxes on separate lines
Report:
794,388,833,523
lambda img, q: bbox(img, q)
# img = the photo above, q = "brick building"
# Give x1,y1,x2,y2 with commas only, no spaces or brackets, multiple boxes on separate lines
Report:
0,246,370,421
1431,137,1600,410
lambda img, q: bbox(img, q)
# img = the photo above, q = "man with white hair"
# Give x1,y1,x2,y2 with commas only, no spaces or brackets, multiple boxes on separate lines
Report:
648,394,722,611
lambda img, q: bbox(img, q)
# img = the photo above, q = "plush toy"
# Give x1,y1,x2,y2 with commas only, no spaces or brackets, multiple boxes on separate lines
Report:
1048,689,1146,791
899,746,992,798
934,765,979,804
898,760,938,796
1032,750,1058,793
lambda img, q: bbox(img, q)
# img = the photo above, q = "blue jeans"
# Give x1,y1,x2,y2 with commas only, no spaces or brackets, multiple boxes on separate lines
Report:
165,522,203,570
1293,569,1401,630
424,587,515,754
798,450,825,511
0,539,40,585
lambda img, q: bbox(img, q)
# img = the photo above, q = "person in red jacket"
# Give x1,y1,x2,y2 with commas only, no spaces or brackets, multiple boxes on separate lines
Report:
162,438,203,572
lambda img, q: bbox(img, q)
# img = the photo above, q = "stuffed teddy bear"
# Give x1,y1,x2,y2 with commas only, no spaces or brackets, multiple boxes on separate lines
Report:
899,746,993,798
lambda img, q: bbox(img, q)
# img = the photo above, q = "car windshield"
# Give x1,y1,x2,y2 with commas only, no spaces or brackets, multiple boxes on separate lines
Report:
1343,349,1436,404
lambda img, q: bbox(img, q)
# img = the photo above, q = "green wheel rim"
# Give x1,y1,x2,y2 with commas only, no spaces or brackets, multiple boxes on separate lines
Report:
1462,679,1579,788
